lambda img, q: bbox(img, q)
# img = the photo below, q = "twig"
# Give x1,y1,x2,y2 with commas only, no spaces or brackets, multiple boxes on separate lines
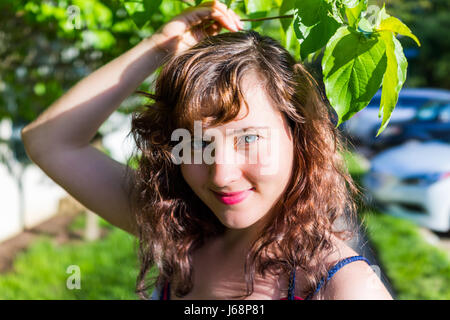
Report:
240,14,294,22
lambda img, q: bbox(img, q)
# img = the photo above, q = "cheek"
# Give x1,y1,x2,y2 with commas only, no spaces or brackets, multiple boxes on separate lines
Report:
181,164,208,189
252,132,294,179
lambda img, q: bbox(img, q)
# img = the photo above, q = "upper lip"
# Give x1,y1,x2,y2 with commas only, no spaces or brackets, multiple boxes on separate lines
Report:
212,188,254,196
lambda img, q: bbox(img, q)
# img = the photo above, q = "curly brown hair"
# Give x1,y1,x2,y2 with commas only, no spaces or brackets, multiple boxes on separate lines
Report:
125,30,361,300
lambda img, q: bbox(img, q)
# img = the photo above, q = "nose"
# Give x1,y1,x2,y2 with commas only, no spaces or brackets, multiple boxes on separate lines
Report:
208,142,242,188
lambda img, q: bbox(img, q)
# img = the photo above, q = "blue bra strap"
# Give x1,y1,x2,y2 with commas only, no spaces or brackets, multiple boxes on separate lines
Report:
305,255,371,300
287,267,297,300
158,282,165,300
159,281,171,300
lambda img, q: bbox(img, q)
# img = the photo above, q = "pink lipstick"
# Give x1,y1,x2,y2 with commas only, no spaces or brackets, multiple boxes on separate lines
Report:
213,188,254,205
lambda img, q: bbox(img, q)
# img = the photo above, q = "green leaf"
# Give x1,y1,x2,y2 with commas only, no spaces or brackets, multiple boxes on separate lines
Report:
377,16,421,47
123,2,144,16
131,11,150,29
293,0,327,26
345,0,367,27
293,10,317,40
34,82,46,96
299,15,340,61
376,31,408,136
244,0,272,29
81,30,116,50
293,0,340,60
322,26,387,126
246,11,269,29
123,1,147,28
143,0,162,13
225,0,235,8
279,0,296,32
280,22,300,59
374,3,390,28
328,0,345,24
341,0,361,7
357,17,373,34
244,0,272,13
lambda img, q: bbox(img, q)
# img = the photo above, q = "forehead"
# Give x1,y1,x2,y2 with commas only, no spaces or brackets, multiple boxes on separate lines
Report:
209,71,284,133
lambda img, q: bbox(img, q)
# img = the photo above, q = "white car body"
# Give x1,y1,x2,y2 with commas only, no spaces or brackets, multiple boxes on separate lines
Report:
362,141,450,232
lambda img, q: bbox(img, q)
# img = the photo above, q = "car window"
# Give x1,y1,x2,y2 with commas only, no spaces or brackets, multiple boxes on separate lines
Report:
396,97,430,109
438,103,450,122
416,102,441,120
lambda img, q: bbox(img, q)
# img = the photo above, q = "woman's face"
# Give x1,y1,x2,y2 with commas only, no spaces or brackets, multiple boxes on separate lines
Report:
181,71,294,231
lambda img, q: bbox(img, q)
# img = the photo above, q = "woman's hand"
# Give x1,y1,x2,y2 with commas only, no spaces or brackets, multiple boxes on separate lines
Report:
151,0,244,56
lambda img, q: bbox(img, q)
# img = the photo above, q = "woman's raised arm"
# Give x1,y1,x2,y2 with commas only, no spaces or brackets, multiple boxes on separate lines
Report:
20,35,169,237
20,0,243,237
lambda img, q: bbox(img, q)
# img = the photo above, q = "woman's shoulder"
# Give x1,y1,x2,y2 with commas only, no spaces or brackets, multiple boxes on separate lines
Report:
315,237,393,300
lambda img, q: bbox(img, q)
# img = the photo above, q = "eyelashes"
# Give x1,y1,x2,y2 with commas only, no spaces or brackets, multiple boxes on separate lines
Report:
191,134,261,150
238,134,261,145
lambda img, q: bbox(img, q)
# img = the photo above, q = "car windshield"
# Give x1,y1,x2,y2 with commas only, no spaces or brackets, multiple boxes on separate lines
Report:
415,101,450,121
368,97,430,109
416,102,441,120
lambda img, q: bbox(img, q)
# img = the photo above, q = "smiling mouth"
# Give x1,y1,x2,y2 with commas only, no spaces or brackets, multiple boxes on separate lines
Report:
212,188,254,196
212,188,255,205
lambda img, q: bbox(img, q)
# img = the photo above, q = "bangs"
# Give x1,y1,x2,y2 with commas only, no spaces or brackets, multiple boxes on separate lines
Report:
174,67,252,134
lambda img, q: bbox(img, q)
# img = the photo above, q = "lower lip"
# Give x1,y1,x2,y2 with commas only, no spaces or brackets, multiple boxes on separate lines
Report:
213,188,254,205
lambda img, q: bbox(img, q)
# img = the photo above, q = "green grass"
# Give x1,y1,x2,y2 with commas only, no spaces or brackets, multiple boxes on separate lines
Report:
362,211,450,299
343,149,450,300
0,214,158,299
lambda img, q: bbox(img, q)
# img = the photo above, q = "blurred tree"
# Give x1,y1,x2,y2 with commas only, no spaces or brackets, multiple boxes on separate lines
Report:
0,0,160,126
375,0,450,88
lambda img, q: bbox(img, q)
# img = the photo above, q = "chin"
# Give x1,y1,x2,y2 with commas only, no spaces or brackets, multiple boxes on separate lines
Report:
215,212,263,230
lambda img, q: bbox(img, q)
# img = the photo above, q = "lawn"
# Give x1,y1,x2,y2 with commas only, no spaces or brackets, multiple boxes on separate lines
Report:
362,210,450,299
0,214,157,299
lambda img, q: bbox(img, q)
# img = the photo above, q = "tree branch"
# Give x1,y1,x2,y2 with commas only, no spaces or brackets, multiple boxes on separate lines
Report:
240,14,294,22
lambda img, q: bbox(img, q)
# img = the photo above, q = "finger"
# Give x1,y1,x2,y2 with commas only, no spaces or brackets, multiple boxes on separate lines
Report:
205,21,222,36
209,1,240,31
210,1,242,29
209,8,238,31
229,9,243,30
184,2,238,32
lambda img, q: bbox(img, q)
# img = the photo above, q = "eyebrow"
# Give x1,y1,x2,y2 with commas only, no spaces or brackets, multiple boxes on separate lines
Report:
202,126,269,139
226,126,269,136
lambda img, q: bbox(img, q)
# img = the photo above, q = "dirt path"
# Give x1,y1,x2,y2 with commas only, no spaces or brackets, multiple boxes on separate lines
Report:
0,195,100,273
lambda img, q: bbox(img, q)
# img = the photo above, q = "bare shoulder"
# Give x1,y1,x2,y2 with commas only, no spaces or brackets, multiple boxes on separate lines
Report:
318,237,393,300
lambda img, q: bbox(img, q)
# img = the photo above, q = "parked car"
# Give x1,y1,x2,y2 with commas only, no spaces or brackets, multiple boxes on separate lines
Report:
369,100,450,151
362,141,450,232
341,88,450,146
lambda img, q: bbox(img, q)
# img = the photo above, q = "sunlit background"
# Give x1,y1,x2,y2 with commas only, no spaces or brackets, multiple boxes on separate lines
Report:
0,0,449,299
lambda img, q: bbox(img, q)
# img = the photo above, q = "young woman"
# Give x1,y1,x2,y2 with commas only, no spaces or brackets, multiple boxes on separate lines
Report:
21,1,392,300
